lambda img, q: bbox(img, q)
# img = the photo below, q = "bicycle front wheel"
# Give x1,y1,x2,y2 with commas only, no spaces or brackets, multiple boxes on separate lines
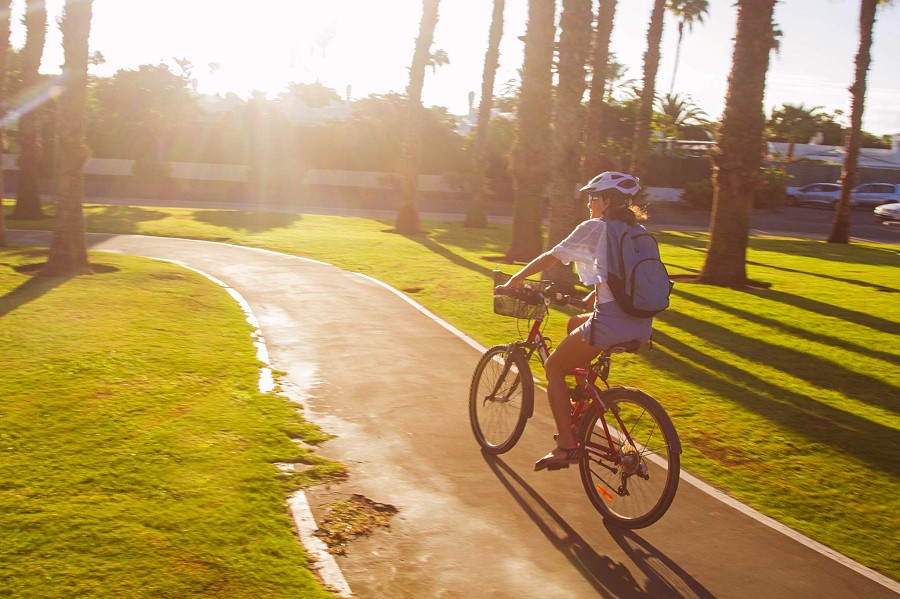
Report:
579,386,680,529
469,344,533,454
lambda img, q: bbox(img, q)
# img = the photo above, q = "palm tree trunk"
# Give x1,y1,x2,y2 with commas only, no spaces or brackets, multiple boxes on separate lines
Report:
0,0,11,247
465,0,505,229
41,0,93,276
628,0,665,182
582,0,617,183
395,0,440,235
699,0,776,287
506,0,555,263
828,0,877,244
545,0,592,287
668,22,685,96
10,0,47,220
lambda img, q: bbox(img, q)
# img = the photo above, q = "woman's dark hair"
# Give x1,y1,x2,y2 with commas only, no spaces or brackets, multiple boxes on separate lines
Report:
602,190,647,224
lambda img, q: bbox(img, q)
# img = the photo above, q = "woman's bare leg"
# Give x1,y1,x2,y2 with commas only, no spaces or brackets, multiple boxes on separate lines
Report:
543,328,602,449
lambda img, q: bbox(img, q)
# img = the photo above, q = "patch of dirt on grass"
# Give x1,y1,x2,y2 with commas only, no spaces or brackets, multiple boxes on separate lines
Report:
314,494,398,555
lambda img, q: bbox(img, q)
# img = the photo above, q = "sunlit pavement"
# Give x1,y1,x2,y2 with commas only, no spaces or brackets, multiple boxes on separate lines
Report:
7,229,899,598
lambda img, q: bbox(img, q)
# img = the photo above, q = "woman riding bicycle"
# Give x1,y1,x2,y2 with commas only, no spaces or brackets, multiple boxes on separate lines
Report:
494,171,653,471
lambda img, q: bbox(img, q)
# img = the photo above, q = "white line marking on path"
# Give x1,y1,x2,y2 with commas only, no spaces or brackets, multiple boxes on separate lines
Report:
54,232,898,594
354,266,900,594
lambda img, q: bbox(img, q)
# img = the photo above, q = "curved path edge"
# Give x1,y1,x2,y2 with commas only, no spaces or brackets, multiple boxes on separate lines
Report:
6,230,898,596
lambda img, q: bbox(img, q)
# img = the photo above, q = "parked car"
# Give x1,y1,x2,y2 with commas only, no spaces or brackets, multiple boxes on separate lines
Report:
786,183,842,208
787,182,900,209
851,183,900,208
873,202,900,222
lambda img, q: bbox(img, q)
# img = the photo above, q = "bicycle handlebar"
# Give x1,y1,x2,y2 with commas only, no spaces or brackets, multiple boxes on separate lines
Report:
494,282,585,309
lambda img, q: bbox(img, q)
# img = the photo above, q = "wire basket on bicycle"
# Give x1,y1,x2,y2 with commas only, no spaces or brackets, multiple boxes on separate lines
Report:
492,271,553,321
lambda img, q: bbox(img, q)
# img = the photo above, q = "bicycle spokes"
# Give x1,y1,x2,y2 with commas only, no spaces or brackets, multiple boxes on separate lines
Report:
579,389,680,528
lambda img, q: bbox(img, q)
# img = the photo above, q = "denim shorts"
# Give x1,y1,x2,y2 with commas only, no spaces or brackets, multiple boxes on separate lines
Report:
575,300,653,350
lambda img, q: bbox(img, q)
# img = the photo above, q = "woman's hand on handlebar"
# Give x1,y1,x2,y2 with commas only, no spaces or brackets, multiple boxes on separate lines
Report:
494,278,521,295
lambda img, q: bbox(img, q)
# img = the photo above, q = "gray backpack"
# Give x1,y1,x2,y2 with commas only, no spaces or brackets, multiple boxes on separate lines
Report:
604,218,673,318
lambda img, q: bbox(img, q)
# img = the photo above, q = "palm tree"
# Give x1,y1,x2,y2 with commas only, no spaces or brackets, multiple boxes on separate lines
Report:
656,92,708,138
506,0,555,262
545,0,592,287
41,0,94,276
582,0,618,183
0,0,11,246
628,0,666,182
604,56,637,102
10,0,48,220
395,0,440,235
666,0,709,96
426,48,450,73
464,0,504,229
698,0,777,287
768,102,825,161
828,0,893,244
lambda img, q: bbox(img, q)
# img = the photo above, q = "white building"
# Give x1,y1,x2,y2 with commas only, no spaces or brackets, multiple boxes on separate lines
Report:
767,134,900,168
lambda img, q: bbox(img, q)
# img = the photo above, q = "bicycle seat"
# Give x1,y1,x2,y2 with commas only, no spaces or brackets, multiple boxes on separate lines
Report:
604,340,642,354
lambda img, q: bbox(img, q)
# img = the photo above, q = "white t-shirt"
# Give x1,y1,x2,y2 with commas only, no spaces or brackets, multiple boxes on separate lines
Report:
550,218,615,304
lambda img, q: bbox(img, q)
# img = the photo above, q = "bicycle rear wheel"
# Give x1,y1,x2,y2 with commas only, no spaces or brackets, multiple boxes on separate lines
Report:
469,344,533,454
579,386,680,528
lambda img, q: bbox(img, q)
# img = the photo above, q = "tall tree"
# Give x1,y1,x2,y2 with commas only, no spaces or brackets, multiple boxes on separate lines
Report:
41,0,93,276
395,0,440,235
699,0,776,287
828,0,893,244
0,0,10,246
544,0,592,286
582,0,618,183
506,0,555,262
10,0,48,220
628,0,666,182
464,0,505,228
767,102,825,161
666,0,709,95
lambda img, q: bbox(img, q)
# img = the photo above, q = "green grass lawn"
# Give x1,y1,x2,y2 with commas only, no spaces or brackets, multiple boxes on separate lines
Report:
0,247,343,597
4,203,900,580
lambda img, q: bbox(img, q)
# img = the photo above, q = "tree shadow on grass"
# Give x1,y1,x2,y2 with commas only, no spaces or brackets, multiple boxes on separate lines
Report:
657,309,899,414
646,330,900,475
191,210,303,233
1,268,70,318
745,287,900,336
481,453,714,598
743,257,899,293
672,287,899,364
749,237,899,266
86,205,172,234
401,233,495,278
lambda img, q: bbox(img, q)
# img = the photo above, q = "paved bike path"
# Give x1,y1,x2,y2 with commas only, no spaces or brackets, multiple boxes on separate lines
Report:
10,231,897,599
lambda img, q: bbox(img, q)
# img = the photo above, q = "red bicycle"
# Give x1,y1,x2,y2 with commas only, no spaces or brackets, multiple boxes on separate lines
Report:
469,271,681,528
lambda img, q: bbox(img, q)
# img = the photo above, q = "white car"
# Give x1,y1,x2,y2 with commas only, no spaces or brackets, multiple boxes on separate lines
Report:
873,202,900,222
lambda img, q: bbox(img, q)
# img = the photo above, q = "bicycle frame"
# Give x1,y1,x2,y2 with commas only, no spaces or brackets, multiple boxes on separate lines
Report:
492,299,640,475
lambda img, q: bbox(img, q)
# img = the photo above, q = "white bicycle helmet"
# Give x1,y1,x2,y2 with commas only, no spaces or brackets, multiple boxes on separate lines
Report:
579,171,641,197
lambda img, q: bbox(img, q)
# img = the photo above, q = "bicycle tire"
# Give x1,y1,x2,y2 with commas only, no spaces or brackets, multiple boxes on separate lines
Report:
578,386,680,529
469,344,533,454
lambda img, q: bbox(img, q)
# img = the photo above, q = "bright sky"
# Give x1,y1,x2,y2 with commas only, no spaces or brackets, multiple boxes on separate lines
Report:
10,0,900,136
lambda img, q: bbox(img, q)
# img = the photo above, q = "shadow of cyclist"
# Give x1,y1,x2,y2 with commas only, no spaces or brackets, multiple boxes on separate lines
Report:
482,452,715,598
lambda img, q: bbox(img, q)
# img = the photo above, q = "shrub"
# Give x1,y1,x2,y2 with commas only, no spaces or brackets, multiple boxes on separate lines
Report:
755,165,793,209
681,179,713,210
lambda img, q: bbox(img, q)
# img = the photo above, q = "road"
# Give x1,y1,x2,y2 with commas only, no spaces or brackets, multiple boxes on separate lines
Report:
74,193,900,245
8,229,897,599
